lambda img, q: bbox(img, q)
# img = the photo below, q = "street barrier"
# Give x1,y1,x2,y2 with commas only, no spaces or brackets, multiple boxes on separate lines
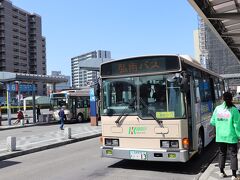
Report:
64,127,71,139
7,136,16,152
20,119,24,126
25,114,29,124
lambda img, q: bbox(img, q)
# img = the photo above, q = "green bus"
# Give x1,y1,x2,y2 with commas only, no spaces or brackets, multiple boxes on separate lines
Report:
50,88,90,122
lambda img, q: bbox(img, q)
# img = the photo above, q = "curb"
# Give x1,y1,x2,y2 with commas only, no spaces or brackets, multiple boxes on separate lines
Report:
0,121,58,131
196,151,219,180
0,133,102,161
0,124,36,131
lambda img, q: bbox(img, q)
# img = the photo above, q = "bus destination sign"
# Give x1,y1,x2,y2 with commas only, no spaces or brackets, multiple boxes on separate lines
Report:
101,56,180,76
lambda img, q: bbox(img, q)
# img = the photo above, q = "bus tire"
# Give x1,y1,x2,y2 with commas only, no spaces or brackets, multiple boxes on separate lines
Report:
77,113,84,123
197,130,204,155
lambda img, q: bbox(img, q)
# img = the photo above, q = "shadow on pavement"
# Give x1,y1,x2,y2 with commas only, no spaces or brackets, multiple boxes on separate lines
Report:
0,160,21,169
109,141,218,175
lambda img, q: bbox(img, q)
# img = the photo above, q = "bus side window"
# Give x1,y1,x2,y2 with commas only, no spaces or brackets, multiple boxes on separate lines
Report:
194,79,201,103
209,78,216,102
77,100,84,108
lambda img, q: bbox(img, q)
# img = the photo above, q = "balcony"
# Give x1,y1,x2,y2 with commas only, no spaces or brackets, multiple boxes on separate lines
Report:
29,61,37,66
0,47,5,52
0,65,6,69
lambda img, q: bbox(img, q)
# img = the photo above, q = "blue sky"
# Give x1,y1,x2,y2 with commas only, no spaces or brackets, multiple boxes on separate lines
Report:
11,0,198,76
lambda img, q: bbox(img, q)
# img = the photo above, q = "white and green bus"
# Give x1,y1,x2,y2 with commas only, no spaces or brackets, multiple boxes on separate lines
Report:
50,88,90,122
100,55,225,162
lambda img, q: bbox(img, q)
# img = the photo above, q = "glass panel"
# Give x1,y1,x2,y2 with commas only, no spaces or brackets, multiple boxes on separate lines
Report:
139,74,185,119
101,74,186,119
50,98,67,109
139,76,167,118
102,77,137,115
194,79,201,103
167,80,185,118
68,98,73,111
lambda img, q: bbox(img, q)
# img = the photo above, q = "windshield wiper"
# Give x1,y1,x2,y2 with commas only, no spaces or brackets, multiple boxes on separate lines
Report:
115,97,136,124
139,97,164,127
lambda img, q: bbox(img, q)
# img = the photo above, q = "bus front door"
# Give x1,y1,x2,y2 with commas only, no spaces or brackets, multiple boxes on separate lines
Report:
70,97,77,120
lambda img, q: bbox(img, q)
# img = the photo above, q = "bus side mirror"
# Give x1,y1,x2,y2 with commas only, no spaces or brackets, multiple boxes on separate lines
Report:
94,83,100,99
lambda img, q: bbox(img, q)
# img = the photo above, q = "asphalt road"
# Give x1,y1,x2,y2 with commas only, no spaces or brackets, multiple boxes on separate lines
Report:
0,138,218,180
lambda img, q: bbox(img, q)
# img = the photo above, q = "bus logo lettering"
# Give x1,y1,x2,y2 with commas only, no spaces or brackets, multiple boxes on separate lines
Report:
128,127,147,135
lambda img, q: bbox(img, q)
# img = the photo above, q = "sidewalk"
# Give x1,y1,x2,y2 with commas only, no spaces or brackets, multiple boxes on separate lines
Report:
0,114,54,130
0,108,53,129
199,144,240,180
0,119,102,161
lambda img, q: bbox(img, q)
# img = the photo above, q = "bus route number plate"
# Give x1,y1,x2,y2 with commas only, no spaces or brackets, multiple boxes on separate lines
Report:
129,150,147,160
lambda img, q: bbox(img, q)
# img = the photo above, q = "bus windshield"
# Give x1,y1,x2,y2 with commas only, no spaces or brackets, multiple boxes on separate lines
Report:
50,98,67,110
102,74,186,119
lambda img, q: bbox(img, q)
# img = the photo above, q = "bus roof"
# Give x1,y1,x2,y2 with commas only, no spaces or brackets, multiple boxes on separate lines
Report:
51,88,90,96
100,54,223,79
100,54,180,65
179,55,223,79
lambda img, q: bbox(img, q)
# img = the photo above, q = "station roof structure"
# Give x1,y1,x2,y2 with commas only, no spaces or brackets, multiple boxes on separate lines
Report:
0,72,68,83
188,0,240,63
221,73,240,79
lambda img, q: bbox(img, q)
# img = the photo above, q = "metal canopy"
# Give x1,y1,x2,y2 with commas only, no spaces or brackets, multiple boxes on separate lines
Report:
0,72,68,83
188,0,240,62
221,73,240,79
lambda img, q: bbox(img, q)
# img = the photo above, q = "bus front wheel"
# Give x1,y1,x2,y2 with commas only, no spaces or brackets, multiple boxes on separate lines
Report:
77,113,84,123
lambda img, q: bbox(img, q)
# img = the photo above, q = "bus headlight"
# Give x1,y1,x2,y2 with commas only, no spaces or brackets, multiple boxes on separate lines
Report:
105,138,119,146
170,141,179,148
160,140,179,148
161,141,170,148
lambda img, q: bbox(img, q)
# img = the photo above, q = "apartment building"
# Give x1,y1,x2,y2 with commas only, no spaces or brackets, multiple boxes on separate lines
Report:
71,50,111,88
0,0,46,95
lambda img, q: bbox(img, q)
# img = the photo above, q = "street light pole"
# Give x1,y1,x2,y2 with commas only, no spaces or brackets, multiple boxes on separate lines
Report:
32,82,36,123
16,81,21,111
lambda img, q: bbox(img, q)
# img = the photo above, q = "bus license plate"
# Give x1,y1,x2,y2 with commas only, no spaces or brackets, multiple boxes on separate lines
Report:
168,153,176,159
129,150,147,160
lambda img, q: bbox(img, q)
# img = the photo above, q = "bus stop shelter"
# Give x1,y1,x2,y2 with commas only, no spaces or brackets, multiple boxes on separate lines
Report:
0,71,68,125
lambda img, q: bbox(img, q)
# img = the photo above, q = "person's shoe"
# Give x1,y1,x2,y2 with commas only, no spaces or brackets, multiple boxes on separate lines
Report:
60,128,64,130
231,176,240,180
219,172,227,178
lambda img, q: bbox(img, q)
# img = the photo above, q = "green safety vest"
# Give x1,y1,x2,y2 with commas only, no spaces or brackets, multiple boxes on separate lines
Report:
210,102,240,144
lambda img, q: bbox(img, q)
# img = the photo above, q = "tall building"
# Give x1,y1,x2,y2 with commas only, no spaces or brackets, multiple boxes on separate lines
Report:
197,17,240,74
193,29,201,64
0,0,47,95
71,50,111,88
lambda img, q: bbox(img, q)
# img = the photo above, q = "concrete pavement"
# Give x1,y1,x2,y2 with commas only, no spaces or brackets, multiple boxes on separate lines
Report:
0,117,102,161
198,143,240,180
2,111,237,179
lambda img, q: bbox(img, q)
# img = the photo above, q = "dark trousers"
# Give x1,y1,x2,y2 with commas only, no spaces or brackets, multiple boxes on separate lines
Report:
60,117,64,129
218,142,238,170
